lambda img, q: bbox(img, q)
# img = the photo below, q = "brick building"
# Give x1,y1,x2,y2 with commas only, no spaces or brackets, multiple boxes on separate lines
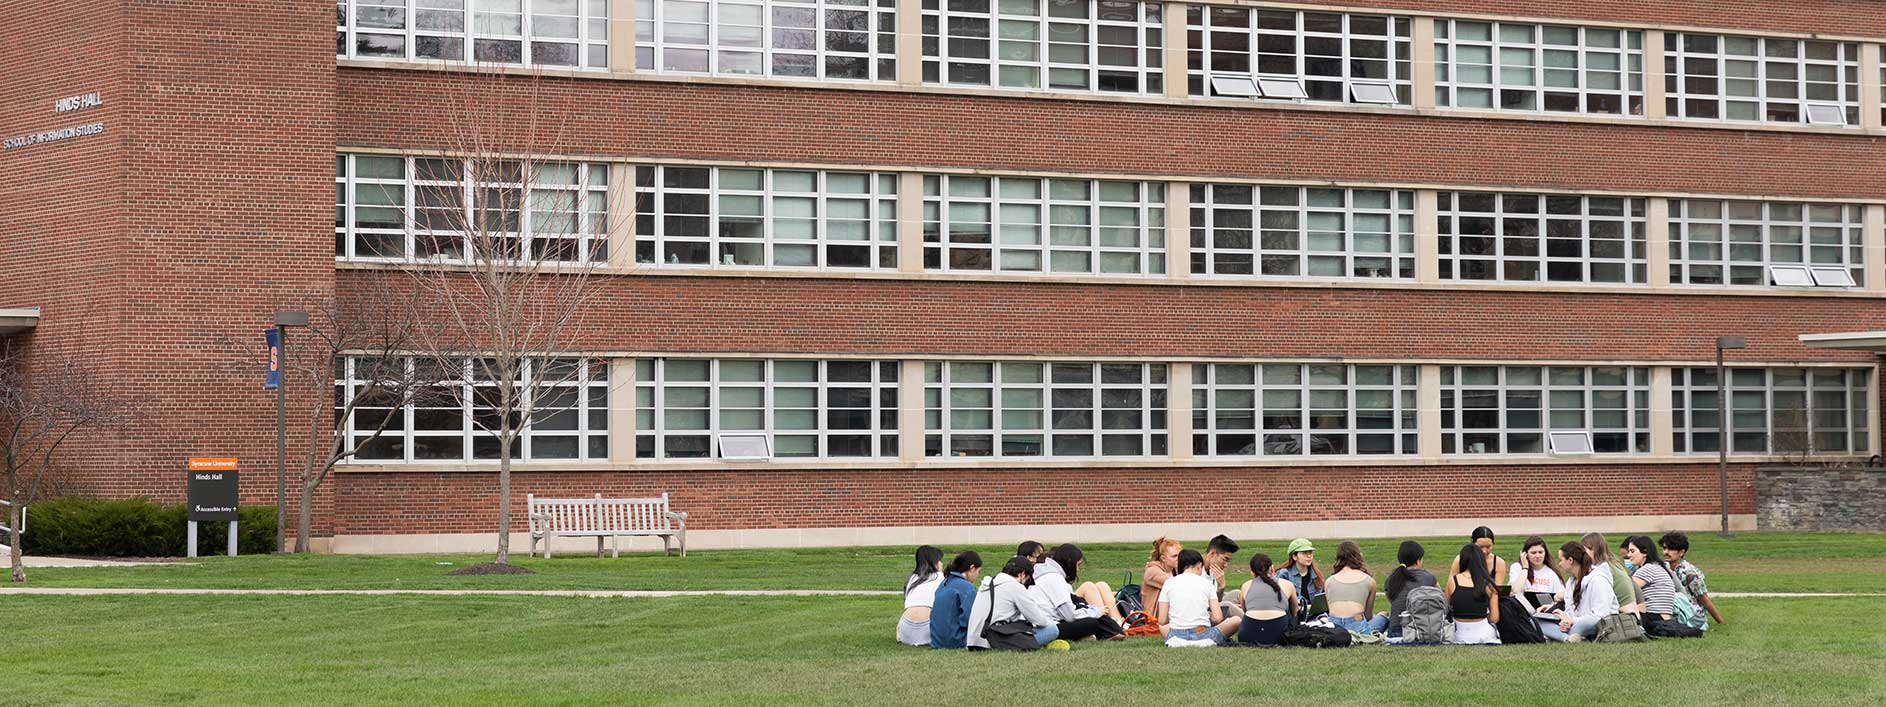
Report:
5,0,1886,552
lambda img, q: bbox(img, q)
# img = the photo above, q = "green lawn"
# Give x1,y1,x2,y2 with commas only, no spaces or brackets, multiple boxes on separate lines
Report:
21,532,1886,594
4,594,1882,706
7,532,1886,706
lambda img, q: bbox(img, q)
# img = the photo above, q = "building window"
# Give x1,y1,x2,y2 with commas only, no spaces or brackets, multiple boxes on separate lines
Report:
1437,192,1648,284
1669,200,1864,287
1189,185,1415,279
635,0,897,80
920,0,1164,94
337,0,611,69
338,357,611,463
634,165,899,269
1186,6,1411,104
336,154,610,262
1434,21,1643,116
1191,363,1416,456
922,176,1166,275
1441,366,1650,455
925,361,1167,458
1663,33,1859,126
634,358,900,459
1673,367,1870,455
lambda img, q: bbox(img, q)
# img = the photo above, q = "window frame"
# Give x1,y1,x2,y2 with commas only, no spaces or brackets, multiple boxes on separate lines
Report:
1668,199,1866,288
922,174,1168,276
1672,366,1872,456
1436,192,1649,284
1189,184,1416,280
924,361,1169,459
635,358,903,461
337,0,612,70
1190,363,1419,458
1186,6,1412,106
635,0,899,81
1433,19,1644,117
1662,32,1860,126
337,356,612,464
336,154,612,264
920,0,1166,95
633,165,900,271
1440,365,1652,456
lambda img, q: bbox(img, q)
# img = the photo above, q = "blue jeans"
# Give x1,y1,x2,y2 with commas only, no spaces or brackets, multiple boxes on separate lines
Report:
1329,613,1389,635
1169,625,1228,646
1032,624,1060,646
1537,614,1603,642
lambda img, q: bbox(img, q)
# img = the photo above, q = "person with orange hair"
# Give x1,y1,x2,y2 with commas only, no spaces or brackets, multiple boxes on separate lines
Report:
1141,536,1183,612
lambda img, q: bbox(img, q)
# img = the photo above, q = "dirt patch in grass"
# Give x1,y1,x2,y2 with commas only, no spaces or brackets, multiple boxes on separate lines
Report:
445,562,537,576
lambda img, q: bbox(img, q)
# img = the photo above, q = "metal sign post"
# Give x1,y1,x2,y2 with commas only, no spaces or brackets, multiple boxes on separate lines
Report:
186,458,241,558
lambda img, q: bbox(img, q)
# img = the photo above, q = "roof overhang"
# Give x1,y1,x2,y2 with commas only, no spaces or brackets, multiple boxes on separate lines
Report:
0,308,38,335
1799,330,1886,352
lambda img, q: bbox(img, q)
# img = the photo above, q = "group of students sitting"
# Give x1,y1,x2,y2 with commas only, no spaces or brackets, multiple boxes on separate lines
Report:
898,528,1724,650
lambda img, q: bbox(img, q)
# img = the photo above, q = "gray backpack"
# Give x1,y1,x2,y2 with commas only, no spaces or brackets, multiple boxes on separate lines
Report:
1402,586,1448,644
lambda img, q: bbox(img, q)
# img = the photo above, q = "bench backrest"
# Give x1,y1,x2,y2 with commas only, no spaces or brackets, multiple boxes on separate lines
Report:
529,493,672,533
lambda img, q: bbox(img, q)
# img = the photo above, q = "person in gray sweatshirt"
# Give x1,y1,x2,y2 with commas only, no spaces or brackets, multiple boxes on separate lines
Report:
967,556,1058,650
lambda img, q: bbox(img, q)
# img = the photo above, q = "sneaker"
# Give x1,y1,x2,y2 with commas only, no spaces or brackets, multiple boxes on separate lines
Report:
1044,639,1071,652
1567,633,1586,643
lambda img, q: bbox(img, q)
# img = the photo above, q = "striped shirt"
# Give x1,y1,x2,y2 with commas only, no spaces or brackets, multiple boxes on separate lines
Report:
1633,563,1677,616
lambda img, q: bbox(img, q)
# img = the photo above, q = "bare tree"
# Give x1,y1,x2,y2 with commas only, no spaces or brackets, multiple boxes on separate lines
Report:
0,345,133,581
399,71,622,567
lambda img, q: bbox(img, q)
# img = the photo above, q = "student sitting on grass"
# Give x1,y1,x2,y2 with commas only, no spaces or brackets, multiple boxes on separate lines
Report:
1383,540,1437,639
930,551,982,649
1160,549,1242,647
1624,535,1677,624
1273,538,1326,618
1446,543,1502,645
1583,532,1640,615
1017,541,1047,565
1031,544,1125,641
1203,535,1244,618
1509,535,1565,611
1236,553,1296,646
1325,541,1390,635
970,556,1061,651
897,545,945,646
1449,526,1508,588
1659,531,1724,628
1142,537,1182,612
1539,541,1618,642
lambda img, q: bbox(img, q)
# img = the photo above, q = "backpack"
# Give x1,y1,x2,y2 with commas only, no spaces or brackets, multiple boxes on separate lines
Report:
1645,616,1705,639
1668,567,1708,632
1115,572,1146,616
1494,595,1547,644
1401,586,1448,644
1281,624,1352,648
1122,610,1163,637
981,582,1040,652
1595,613,1647,643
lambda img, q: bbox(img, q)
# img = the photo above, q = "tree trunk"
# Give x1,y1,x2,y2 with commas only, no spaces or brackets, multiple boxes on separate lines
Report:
9,508,24,583
296,478,317,554
496,437,512,564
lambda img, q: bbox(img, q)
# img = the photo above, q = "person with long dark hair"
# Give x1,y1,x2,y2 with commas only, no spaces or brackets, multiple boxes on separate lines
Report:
1541,541,1618,642
1322,541,1389,635
1160,549,1241,646
1383,540,1437,639
1445,542,1502,644
1583,532,1639,615
929,551,983,649
1508,535,1564,611
1016,541,1047,564
969,555,1059,651
897,545,946,646
1447,526,1508,588
1623,535,1677,623
1236,553,1295,645
1273,538,1325,617
1031,543,1125,640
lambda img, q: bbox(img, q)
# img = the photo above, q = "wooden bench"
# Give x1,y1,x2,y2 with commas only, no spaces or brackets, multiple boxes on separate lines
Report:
527,493,687,559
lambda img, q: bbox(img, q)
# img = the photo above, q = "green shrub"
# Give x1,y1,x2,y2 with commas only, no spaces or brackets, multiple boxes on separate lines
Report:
18,497,277,557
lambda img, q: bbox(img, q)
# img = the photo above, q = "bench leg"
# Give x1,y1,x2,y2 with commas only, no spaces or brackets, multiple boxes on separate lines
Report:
596,535,604,558
612,535,620,559
545,536,554,560
528,535,537,558
678,529,686,558
662,535,671,557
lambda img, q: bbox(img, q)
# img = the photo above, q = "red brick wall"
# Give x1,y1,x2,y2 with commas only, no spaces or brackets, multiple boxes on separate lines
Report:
337,270,1885,364
337,70,1886,201
330,462,1758,534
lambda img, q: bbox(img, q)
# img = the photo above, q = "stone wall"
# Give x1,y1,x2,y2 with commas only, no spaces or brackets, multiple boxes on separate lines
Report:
1757,466,1886,532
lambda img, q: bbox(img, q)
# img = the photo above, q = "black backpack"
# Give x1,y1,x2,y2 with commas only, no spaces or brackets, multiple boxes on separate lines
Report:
1280,624,1352,648
1115,571,1145,615
981,582,1041,651
1494,596,1547,644
1645,615,1706,639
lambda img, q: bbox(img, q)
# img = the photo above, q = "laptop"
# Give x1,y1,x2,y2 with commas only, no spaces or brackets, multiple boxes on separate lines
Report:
1306,593,1328,617
1524,591,1560,619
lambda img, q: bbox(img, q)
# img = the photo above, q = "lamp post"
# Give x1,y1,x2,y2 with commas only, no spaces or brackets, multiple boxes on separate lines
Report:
1715,335,1746,539
273,310,310,554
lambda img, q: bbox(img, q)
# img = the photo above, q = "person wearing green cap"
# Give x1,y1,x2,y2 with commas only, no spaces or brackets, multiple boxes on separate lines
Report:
1272,538,1326,618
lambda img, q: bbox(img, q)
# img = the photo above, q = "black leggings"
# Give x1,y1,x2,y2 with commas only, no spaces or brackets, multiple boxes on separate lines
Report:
1056,616,1123,641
